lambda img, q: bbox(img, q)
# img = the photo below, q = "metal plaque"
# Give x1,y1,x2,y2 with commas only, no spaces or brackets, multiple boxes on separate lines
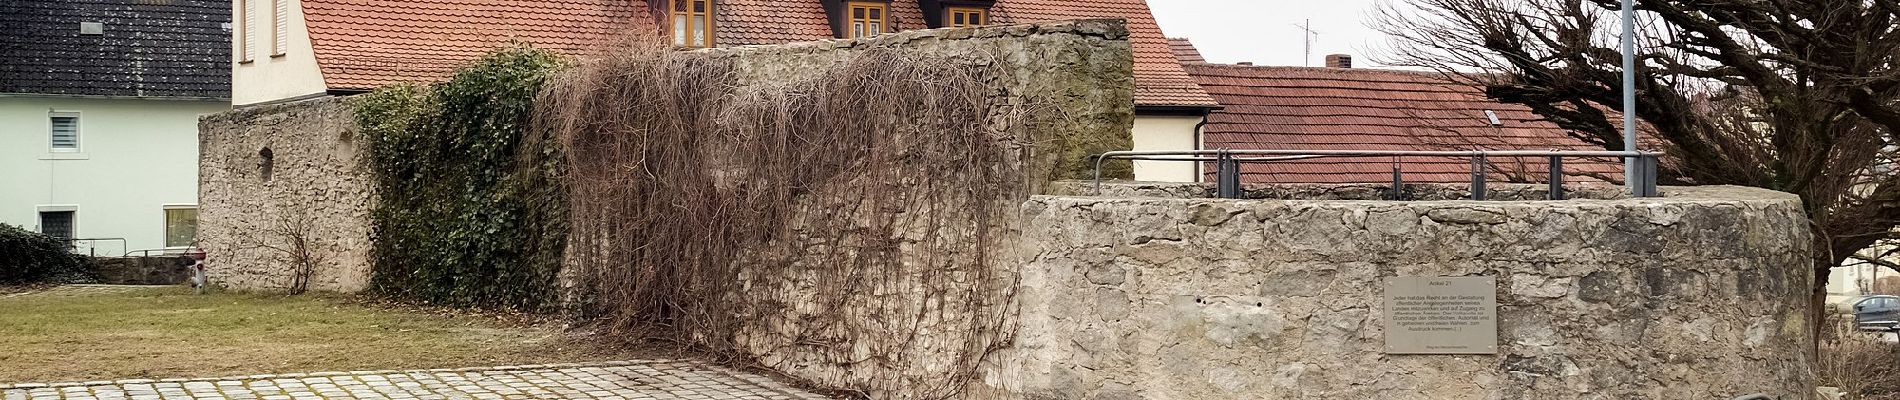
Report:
1383,276,1497,354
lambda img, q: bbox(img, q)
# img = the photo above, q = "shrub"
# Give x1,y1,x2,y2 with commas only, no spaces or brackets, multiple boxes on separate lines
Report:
1819,315,1900,399
0,224,89,284
356,45,570,310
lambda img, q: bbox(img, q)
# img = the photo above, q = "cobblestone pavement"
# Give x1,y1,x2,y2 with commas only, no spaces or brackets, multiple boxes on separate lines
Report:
1,360,834,400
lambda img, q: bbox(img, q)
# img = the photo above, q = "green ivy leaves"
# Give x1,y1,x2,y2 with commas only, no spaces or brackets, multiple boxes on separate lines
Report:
355,45,571,311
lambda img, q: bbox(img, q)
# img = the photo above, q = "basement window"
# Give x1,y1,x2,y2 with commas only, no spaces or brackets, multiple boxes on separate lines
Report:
947,7,986,28
848,2,887,38
671,0,714,47
39,210,75,242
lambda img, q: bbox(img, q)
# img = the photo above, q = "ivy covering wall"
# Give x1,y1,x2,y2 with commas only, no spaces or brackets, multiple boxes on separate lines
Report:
354,46,570,310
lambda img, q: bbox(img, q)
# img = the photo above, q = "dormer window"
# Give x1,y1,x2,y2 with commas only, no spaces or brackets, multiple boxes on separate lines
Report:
671,0,714,47
946,6,985,28
848,2,887,38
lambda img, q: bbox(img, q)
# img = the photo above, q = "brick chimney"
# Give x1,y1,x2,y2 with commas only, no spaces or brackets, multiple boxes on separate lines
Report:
1325,54,1353,68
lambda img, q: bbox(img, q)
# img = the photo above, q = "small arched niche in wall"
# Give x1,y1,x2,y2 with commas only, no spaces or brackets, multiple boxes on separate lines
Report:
259,147,275,182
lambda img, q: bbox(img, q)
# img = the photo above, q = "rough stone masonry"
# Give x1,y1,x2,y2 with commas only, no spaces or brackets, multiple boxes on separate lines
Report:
982,183,1813,399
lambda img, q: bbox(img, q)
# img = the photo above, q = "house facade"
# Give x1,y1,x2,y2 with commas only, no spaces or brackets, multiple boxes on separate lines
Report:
228,0,1216,182
1170,39,1623,184
0,0,231,255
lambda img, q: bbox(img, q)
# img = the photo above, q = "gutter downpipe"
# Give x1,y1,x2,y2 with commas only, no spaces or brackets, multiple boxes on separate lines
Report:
1192,115,1209,183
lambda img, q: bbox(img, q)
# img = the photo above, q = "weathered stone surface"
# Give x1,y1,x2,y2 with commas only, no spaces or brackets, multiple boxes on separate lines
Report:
641,20,1136,399
995,184,1814,399
196,97,372,292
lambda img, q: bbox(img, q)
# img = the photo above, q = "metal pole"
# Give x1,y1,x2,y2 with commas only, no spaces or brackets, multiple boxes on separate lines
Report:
1389,159,1405,201
1470,155,1487,200
1216,150,1241,199
1548,155,1565,200
1620,0,1640,192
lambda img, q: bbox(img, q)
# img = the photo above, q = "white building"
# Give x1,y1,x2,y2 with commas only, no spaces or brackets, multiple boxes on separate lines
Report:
0,0,231,255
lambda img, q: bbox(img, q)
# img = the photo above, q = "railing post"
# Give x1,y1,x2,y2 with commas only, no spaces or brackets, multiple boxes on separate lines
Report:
1216,149,1241,199
1470,154,1487,200
1389,159,1405,201
1547,155,1565,200
1633,154,1660,197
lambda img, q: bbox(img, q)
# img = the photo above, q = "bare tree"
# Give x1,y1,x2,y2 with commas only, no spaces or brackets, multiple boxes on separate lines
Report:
1379,0,1900,329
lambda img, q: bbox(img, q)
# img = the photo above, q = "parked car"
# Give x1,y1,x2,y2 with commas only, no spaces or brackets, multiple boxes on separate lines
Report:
1853,295,1900,330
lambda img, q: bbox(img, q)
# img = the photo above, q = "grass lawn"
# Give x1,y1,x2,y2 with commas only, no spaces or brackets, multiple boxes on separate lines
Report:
0,285,636,383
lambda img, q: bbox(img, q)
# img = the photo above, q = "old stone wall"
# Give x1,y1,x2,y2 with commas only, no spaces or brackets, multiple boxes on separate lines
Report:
197,97,373,292
636,20,1135,398
88,256,193,285
988,184,1814,399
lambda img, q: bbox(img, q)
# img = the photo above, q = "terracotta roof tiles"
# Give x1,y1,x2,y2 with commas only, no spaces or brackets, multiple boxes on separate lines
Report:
991,0,1215,107
1185,64,1623,184
303,0,643,90
1167,37,1204,63
300,0,1214,108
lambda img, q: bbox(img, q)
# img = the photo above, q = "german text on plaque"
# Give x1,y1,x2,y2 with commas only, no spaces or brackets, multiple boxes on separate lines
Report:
1383,276,1498,354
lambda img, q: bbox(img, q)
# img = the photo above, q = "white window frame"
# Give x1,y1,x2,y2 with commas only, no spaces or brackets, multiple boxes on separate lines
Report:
35,205,79,241
48,111,81,153
163,204,200,249
271,0,288,57
238,0,255,63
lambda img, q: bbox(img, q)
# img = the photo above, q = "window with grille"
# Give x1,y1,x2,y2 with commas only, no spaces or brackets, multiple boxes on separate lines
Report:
671,0,713,47
49,113,79,151
947,7,986,28
39,211,74,242
165,207,199,248
271,0,288,56
849,3,886,38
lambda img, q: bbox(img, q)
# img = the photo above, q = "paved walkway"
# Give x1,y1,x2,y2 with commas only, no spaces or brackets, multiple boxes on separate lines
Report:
1,360,833,400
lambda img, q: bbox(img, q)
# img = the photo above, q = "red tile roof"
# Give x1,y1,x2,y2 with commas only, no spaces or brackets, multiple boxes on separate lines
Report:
1185,63,1624,184
300,0,1215,108
303,0,643,90
1168,38,1205,63
989,0,1216,108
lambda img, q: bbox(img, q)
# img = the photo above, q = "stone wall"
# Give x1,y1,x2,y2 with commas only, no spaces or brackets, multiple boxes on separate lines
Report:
89,256,193,285
639,20,1136,398
197,97,373,292
988,184,1814,399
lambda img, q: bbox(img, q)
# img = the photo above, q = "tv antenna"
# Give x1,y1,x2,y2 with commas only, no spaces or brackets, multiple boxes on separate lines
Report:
1293,19,1321,67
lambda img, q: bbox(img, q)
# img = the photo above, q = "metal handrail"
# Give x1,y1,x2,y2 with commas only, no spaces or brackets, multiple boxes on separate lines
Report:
1091,149,1664,200
65,238,127,258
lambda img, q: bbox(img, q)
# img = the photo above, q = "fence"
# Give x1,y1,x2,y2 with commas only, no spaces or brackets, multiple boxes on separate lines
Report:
1092,149,1663,200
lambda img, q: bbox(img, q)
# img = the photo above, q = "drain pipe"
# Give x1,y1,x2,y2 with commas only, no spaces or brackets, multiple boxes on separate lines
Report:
1192,115,1209,182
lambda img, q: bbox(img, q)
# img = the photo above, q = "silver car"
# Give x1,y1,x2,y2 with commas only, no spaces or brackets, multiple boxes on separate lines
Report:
1853,295,1900,330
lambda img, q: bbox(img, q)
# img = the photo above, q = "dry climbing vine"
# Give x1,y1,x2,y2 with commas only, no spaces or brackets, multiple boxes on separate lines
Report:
540,37,1032,398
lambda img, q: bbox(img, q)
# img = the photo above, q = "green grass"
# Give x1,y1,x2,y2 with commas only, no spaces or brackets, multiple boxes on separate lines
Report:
0,286,633,383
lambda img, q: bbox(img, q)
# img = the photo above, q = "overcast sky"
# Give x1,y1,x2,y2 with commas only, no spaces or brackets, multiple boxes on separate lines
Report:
1149,0,1412,67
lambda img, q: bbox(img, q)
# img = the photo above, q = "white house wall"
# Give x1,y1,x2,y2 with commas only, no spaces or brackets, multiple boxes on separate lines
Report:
232,0,326,106
1131,114,1201,182
0,97,230,254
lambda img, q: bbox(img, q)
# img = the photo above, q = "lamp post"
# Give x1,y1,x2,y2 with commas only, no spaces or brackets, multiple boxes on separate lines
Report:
1620,0,1639,190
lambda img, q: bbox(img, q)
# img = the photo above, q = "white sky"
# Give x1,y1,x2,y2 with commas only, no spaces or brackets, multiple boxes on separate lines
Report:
1149,0,1411,67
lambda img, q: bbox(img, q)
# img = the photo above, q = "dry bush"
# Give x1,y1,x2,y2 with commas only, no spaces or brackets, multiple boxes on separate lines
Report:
541,36,1028,397
1819,315,1900,399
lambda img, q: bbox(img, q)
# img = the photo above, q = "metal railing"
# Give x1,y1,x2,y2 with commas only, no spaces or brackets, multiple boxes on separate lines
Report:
65,238,127,258
1091,149,1664,200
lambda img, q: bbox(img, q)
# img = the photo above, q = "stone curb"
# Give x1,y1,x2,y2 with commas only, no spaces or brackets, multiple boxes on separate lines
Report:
0,360,656,390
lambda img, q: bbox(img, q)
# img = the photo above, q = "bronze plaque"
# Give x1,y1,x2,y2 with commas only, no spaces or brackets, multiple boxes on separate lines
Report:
1383,276,1498,354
